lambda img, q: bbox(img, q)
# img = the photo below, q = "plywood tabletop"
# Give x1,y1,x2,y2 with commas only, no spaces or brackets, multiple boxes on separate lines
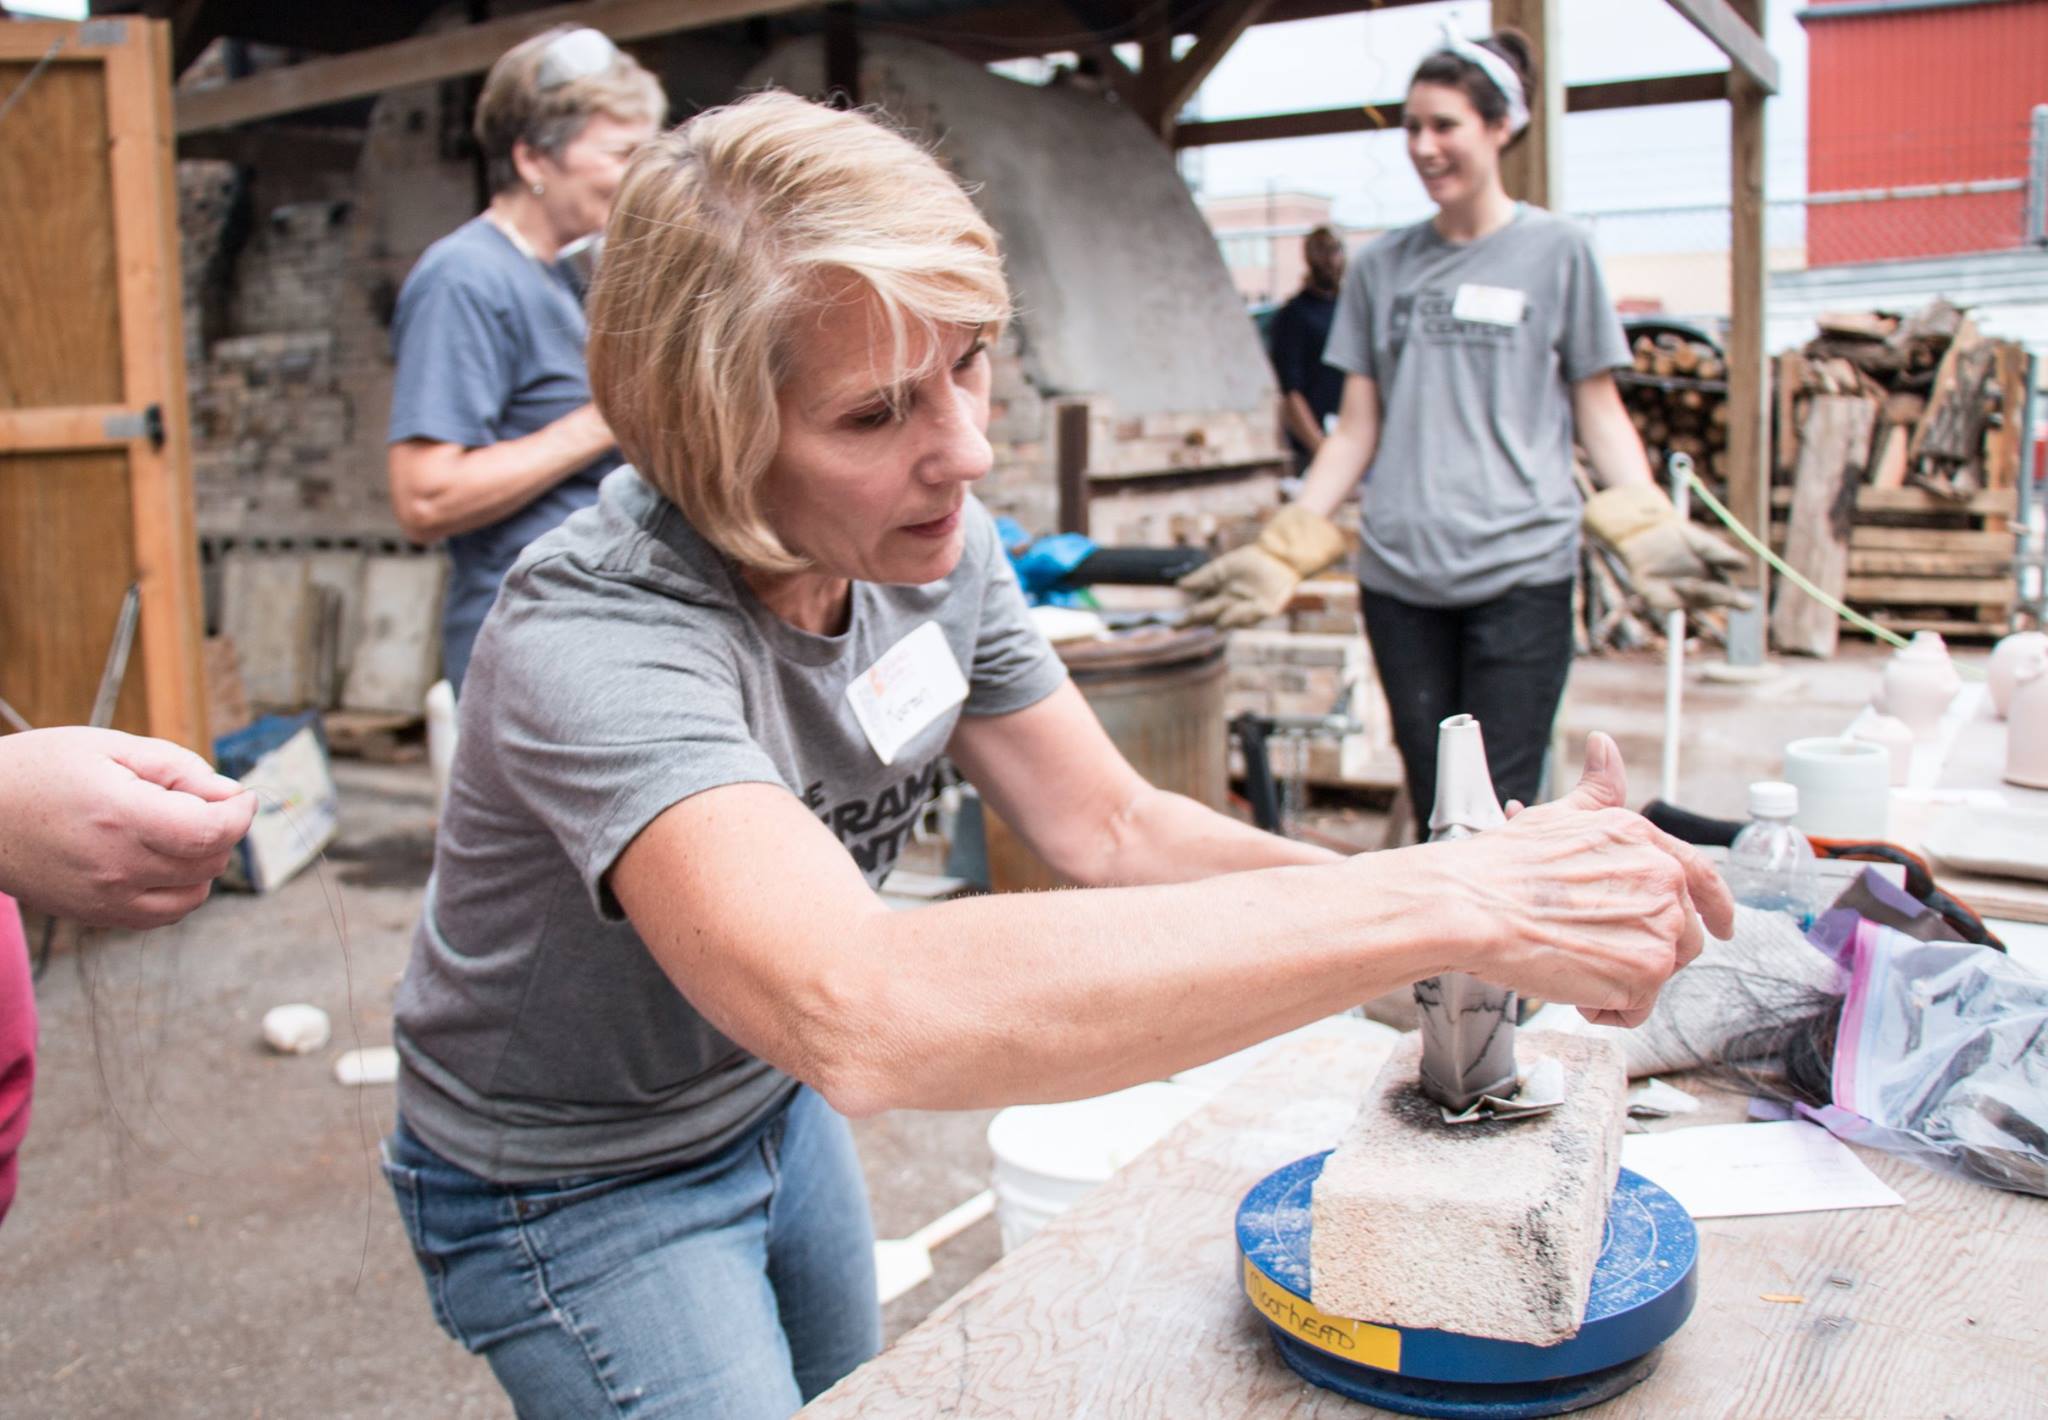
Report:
801,1035,2048,1418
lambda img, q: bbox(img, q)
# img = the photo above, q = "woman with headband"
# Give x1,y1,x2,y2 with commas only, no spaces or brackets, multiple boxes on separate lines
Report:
1184,24,1747,834
385,27,666,691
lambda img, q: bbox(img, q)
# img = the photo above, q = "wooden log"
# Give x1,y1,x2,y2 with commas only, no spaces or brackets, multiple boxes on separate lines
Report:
1853,526,2013,555
1773,351,1808,479
1908,318,1982,466
1771,394,1877,657
1818,311,1899,341
1868,422,1910,489
1983,341,2027,489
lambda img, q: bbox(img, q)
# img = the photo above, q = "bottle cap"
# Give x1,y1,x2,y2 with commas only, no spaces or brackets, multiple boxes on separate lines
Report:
1748,781,1798,819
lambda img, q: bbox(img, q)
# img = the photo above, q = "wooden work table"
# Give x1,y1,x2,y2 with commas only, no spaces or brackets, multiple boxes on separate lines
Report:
801,1034,2047,1417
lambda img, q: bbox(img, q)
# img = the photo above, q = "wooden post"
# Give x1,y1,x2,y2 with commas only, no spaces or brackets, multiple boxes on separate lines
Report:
1055,401,1092,536
1726,0,1771,635
1492,0,1559,209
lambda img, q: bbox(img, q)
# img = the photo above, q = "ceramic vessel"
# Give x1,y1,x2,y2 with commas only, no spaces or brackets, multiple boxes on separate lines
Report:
1783,736,1892,839
1849,713,1915,788
1879,630,1962,736
1415,715,1516,1115
2004,643,2048,790
1988,632,2048,720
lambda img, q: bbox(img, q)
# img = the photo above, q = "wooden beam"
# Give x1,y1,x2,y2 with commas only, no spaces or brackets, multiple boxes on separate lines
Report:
1492,0,1558,208
1663,0,1778,93
175,0,819,135
1172,71,1726,149
176,124,365,171
1146,0,1273,137
1726,0,1769,616
0,405,147,454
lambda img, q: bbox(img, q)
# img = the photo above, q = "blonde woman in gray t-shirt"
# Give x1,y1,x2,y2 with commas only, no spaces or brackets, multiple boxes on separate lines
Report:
383,92,1733,1420
1184,25,1746,836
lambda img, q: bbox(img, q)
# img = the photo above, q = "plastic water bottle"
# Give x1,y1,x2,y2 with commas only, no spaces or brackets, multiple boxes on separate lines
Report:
1725,781,1819,925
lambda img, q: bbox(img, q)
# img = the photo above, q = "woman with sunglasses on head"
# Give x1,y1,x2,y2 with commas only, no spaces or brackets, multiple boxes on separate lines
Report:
385,27,666,691
1184,24,1747,834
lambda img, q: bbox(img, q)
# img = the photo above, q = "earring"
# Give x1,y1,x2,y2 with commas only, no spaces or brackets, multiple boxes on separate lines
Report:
531,182,545,197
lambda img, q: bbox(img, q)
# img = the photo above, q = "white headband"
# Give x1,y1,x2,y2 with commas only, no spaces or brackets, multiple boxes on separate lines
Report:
536,27,619,90
1431,18,1530,137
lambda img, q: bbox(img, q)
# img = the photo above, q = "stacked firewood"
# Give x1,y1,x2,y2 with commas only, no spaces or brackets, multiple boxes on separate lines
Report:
1768,299,2027,653
1773,299,2028,498
1618,331,1730,483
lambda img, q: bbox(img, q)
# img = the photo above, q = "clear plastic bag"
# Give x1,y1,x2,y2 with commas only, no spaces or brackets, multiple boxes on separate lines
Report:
1805,919,2048,1197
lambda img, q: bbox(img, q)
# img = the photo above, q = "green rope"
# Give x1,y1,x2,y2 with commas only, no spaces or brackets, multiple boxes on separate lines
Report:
1680,468,1911,651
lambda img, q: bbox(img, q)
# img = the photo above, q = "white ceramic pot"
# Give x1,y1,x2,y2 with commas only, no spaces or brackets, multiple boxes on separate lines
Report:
1783,736,1892,839
2004,644,2048,790
1849,713,1915,788
1878,631,1962,736
1988,631,2048,720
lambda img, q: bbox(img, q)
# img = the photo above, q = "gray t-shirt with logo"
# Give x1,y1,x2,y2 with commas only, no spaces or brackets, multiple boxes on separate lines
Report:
393,469,1067,1183
1323,205,1631,607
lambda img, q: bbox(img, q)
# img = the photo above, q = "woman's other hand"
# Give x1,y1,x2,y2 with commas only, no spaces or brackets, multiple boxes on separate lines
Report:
0,728,257,931
1415,732,1733,1027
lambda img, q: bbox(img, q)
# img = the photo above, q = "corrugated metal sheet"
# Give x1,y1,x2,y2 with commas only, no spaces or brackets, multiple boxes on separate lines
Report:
1805,0,2048,263
1768,246,2048,349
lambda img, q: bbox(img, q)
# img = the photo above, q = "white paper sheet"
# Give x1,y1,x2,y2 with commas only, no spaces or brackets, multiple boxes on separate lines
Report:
1621,1120,1904,1219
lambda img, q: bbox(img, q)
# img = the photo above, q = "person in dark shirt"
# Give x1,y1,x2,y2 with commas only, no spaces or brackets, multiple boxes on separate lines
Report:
1266,225,1347,468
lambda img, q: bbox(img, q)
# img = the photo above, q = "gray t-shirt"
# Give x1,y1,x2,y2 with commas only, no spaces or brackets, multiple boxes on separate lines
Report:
1323,205,1631,607
387,216,623,689
392,469,1067,1183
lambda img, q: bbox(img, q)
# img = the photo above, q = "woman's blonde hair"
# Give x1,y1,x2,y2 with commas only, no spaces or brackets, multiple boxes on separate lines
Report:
474,26,667,194
586,90,1013,572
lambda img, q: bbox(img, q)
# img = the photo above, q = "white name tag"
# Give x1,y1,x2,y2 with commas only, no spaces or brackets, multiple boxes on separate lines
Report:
1451,283,1528,327
845,621,968,766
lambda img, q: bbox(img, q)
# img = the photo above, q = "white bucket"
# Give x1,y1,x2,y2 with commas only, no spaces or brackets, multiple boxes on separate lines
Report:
986,1081,1207,1254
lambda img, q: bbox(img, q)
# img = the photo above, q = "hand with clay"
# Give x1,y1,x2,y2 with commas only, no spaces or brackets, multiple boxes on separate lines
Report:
1425,732,1733,1028
1177,503,1349,629
1583,484,1752,617
0,727,257,931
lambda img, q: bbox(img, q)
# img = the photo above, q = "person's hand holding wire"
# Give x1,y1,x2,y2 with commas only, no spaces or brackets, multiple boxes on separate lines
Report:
0,727,256,931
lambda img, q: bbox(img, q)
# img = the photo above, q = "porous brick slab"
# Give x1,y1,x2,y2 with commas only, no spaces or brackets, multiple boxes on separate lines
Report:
1310,1030,1627,1345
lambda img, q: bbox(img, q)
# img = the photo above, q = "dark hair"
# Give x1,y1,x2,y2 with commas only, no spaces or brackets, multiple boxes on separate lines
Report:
1407,27,1537,151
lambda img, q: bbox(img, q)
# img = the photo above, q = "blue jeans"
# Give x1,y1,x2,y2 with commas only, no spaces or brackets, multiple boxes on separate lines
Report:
381,1087,881,1419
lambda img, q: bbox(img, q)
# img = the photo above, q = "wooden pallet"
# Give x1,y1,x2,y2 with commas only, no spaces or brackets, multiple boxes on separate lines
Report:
1769,485,2017,639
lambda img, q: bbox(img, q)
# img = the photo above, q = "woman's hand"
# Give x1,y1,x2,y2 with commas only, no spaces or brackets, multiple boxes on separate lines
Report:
1415,732,1733,1027
0,728,256,931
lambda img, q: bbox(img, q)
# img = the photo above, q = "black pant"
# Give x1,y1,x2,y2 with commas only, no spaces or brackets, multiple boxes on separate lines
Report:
1360,580,1576,838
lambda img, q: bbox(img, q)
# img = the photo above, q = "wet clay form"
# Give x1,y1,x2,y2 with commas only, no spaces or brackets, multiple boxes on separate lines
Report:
1310,1031,1628,1344
2005,642,2048,789
1413,715,1517,1114
1989,632,2048,721
1879,630,1962,736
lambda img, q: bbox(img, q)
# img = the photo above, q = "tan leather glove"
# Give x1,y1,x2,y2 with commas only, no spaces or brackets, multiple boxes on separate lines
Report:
1178,503,1348,629
1583,484,1754,617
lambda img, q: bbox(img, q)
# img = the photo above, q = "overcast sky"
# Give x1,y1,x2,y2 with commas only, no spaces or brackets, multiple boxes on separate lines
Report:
1184,0,1811,235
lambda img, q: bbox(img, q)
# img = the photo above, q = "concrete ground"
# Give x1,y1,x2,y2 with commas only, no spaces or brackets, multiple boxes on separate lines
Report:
0,641,1919,1417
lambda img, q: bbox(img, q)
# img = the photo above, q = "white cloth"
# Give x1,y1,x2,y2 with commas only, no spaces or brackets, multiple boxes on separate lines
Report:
1434,18,1530,137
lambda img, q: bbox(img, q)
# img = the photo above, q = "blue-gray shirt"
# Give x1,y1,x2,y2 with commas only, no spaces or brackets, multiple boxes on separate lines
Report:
388,216,621,688
1323,205,1631,607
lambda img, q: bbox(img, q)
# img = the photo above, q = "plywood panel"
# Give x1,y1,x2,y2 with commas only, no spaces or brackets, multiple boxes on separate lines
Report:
0,451,145,732
0,60,122,408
